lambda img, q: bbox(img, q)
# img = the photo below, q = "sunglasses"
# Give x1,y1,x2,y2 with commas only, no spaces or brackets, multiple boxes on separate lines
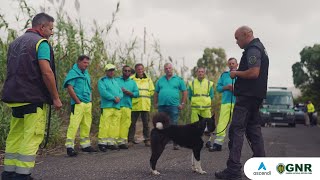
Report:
123,70,131,72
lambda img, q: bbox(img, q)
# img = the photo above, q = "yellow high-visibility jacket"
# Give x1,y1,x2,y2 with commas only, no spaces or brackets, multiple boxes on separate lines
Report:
307,103,315,113
130,73,154,111
188,78,214,109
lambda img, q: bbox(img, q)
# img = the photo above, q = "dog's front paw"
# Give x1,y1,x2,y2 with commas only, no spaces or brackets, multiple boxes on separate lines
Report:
195,169,207,174
151,170,161,175
191,165,196,172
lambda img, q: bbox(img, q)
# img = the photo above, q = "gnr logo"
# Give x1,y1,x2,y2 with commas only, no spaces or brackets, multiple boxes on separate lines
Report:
276,163,312,174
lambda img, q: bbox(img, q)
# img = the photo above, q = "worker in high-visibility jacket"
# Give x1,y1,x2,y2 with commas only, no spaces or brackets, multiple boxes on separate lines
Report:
97,64,123,152
115,65,139,149
188,67,214,124
307,100,316,126
63,55,96,157
1,13,62,180
128,63,155,147
209,57,238,152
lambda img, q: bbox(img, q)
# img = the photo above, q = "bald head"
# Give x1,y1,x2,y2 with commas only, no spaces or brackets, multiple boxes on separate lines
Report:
235,26,254,49
236,26,253,34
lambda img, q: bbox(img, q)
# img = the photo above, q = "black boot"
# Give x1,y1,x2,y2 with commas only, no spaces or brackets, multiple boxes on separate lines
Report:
209,143,222,152
106,145,119,150
118,144,129,149
98,144,107,152
1,171,16,180
14,173,35,180
215,169,242,180
81,146,97,153
67,148,78,157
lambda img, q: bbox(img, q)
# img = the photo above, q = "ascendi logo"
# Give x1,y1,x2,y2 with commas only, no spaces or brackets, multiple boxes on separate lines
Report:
244,158,320,180
253,162,271,176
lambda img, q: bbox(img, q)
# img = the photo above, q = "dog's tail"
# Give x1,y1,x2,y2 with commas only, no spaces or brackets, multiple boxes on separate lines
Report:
152,112,170,130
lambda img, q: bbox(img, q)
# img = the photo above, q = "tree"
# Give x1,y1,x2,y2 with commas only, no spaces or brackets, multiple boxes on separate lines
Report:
292,44,320,111
192,47,227,79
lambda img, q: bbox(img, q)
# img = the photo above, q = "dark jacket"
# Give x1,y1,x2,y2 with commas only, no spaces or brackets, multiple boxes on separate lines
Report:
1,30,56,104
234,38,269,99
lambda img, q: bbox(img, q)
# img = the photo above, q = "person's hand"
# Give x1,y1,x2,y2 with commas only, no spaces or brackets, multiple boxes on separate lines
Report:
53,98,62,110
75,100,82,104
225,84,233,91
122,88,133,96
154,103,158,109
178,103,185,110
114,97,120,103
230,71,237,79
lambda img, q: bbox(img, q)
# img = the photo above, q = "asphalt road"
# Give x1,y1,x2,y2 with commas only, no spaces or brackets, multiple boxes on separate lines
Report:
1,124,320,180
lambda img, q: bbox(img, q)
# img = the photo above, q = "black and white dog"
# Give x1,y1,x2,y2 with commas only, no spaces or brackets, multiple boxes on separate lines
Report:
150,112,216,175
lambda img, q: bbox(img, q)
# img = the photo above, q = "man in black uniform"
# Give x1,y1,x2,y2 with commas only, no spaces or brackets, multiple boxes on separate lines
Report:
215,26,269,180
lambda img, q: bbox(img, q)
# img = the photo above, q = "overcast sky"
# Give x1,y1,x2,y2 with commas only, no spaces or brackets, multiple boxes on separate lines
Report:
1,0,320,87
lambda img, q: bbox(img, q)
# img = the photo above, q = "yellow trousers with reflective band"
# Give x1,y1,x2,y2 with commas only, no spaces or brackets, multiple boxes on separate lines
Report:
191,108,212,123
118,107,132,145
4,104,47,175
98,108,121,145
214,103,234,145
65,102,92,148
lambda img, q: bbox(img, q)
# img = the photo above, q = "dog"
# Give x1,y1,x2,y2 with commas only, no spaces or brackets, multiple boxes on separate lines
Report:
150,112,216,175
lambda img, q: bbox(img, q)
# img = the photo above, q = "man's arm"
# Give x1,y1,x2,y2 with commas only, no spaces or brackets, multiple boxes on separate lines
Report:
153,92,158,109
178,90,187,110
67,85,81,104
38,60,62,109
231,67,260,79
230,48,261,79
181,90,187,104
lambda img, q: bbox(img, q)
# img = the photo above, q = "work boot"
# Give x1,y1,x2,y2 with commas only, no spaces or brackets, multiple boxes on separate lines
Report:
118,144,129,149
14,173,36,180
209,143,222,152
81,146,97,153
215,169,242,180
144,140,151,147
98,144,107,152
1,171,16,180
67,148,78,157
205,141,212,148
106,145,119,150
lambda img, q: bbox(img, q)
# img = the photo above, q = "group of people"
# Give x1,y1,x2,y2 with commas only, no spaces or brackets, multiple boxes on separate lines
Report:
1,12,270,180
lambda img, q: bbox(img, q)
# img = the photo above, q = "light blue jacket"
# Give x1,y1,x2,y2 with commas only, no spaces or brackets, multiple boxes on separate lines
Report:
216,71,236,104
63,64,91,105
98,76,123,109
115,76,139,109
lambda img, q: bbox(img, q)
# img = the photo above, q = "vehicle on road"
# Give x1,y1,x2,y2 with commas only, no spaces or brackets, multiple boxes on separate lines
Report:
294,103,306,124
260,87,295,127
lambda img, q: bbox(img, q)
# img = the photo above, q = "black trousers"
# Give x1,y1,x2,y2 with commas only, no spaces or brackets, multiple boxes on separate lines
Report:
128,111,150,142
308,113,316,126
226,96,265,174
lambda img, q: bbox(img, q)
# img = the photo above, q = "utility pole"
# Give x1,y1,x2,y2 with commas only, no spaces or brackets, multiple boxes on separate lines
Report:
141,27,147,65
144,27,146,54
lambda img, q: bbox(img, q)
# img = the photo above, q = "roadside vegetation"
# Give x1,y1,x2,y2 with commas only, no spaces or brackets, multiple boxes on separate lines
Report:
0,0,228,151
